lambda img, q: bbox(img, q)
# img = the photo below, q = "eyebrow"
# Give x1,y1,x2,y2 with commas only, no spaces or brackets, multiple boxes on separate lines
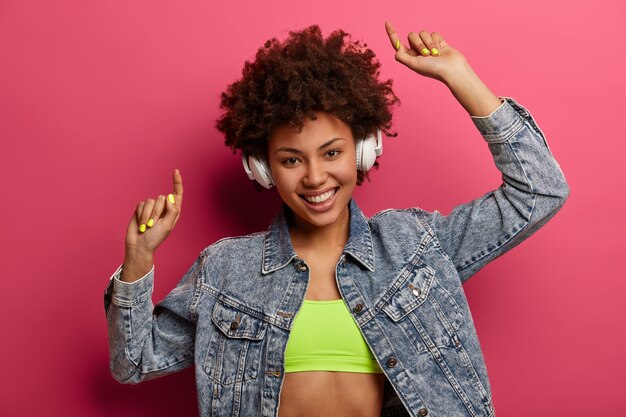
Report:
274,137,345,154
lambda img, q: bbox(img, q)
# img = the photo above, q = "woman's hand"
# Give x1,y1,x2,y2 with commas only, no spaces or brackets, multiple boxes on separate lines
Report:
120,169,183,283
124,168,184,257
384,21,503,117
384,21,469,85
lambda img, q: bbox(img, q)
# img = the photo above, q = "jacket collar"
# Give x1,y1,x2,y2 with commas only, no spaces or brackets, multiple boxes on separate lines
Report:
262,198,375,274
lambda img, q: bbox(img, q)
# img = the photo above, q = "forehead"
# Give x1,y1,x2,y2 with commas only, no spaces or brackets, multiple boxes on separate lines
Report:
268,111,353,150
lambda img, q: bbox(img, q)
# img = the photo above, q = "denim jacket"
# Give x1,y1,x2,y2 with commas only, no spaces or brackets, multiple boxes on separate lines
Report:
104,97,570,417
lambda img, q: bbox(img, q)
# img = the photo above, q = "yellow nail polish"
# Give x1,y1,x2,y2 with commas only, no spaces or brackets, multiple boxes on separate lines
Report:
421,48,430,55
431,48,439,56
394,39,400,50
147,218,154,227
168,194,175,204
139,224,147,233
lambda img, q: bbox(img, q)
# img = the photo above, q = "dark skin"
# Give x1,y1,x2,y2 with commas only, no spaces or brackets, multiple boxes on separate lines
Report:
276,22,503,417
118,20,503,417
120,21,501,283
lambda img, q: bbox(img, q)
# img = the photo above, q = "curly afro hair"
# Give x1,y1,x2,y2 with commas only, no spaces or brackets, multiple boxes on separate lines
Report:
215,24,400,185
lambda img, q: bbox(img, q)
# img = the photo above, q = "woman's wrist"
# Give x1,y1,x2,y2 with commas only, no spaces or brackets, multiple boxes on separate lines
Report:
443,61,502,117
121,249,154,283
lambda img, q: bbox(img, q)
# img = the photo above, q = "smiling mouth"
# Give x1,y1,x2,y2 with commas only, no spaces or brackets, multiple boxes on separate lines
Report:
299,187,338,204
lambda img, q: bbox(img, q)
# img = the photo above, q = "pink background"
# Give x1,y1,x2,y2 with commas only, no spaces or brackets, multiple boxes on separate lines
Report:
1,0,624,415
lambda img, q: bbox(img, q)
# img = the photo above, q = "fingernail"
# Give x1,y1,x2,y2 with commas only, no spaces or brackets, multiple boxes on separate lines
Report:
394,39,400,50
168,194,175,204
421,48,430,55
431,48,439,56
139,224,147,233
147,218,154,228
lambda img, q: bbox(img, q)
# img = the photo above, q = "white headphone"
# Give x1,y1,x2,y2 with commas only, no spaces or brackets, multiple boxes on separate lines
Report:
242,129,383,189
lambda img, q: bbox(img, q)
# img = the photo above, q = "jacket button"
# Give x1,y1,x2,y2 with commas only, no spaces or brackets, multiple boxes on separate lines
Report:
418,407,428,416
230,321,239,330
296,262,308,272
386,357,397,367
408,284,421,297
353,304,363,313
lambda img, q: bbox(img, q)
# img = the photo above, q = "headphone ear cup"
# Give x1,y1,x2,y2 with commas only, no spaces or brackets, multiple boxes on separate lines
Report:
355,139,364,171
242,153,275,189
356,129,382,172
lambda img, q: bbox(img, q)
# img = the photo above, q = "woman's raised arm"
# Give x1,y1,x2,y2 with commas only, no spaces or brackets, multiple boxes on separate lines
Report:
384,21,570,283
104,169,202,383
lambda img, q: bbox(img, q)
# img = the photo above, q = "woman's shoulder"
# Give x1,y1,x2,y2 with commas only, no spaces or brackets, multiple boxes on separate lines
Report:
367,205,438,240
200,230,267,259
197,230,268,293
369,205,436,223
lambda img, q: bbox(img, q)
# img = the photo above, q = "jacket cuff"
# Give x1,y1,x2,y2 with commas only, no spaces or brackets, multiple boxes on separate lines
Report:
106,263,155,308
470,96,526,143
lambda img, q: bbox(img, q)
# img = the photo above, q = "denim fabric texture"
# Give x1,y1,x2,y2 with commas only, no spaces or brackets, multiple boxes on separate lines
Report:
104,97,570,417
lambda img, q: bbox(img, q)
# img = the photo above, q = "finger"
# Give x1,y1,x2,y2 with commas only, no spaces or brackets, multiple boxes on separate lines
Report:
163,191,181,230
408,31,430,56
384,21,408,53
172,168,183,208
431,32,445,54
135,201,145,226
384,21,398,50
148,195,167,228
418,30,439,56
139,198,156,233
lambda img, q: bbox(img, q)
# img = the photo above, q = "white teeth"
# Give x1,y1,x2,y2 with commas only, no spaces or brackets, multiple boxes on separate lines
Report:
304,189,336,204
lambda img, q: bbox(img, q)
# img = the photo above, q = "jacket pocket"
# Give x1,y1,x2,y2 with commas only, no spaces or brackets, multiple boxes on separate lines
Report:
381,262,464,349
204,297,268,385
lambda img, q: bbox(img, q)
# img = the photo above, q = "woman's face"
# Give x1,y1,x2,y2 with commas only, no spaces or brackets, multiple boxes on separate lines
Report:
267,111,357,230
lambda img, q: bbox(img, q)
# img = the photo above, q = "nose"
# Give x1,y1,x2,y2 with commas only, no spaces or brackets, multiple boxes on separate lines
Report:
302,159,328,188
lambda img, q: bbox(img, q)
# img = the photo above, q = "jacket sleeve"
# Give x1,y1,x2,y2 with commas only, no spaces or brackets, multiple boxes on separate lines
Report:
103,250,206,384
418,96,570,284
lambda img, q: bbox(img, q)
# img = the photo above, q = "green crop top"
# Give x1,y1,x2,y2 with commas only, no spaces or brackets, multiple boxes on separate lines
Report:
284,299,384,373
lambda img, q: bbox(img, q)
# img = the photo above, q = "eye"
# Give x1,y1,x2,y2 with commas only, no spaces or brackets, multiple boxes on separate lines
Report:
282,157,300,166
325,149,341,158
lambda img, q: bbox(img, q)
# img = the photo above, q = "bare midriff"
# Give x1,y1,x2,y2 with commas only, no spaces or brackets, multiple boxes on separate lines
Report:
277,371,386,417
277,246,386,416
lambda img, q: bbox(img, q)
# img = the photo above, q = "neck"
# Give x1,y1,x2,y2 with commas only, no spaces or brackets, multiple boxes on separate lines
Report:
287,204,351,252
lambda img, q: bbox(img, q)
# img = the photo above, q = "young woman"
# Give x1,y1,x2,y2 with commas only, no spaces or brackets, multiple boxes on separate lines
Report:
104,22,569,417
